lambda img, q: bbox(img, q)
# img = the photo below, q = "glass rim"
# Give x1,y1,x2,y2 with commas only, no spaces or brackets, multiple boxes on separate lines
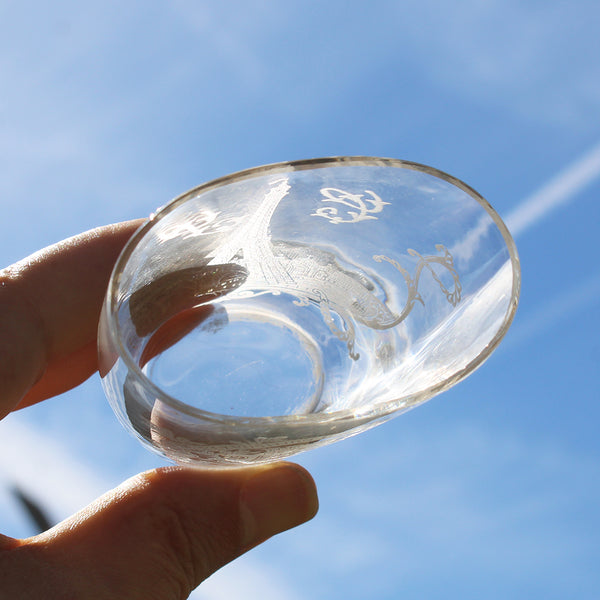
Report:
103,156,521,427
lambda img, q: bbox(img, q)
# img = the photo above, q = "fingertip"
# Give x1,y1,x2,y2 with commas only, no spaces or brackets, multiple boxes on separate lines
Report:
238,462,319,550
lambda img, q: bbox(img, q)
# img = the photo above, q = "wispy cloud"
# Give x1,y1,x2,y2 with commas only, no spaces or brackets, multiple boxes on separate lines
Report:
504,141,600,237
0,415,109,530
299,421,600,597
502,269,600,351
191,558,303,600
394,0,600,129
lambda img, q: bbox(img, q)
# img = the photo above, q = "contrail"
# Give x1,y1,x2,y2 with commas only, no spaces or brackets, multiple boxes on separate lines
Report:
504,141,600,237
500,141,600,351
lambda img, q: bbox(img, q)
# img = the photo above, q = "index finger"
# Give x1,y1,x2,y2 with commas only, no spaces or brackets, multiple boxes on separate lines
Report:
0,220,144,418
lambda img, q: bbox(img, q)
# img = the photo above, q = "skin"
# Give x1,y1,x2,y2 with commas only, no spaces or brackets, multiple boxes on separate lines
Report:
0,222,318,600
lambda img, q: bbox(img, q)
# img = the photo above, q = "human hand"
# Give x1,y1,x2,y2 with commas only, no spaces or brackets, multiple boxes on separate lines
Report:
0,222,319,599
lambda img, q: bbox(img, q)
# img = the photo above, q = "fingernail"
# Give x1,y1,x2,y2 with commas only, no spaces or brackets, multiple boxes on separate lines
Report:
239,463,318,550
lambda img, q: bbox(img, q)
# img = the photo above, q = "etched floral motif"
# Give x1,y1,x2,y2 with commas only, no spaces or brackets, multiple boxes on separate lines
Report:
312,187,390,224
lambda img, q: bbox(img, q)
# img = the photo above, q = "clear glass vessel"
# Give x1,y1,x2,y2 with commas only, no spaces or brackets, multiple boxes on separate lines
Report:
98,157,520,466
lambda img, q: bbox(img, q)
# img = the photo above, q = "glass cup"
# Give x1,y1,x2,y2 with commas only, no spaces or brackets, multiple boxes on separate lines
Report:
98,157,520,466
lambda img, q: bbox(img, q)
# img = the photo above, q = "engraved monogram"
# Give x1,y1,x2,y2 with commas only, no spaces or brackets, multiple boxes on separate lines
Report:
311,188,389,224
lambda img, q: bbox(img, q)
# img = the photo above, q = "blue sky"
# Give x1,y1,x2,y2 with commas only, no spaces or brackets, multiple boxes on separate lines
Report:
1,1,599,598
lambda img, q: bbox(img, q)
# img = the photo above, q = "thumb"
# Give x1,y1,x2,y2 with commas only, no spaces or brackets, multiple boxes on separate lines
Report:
10,463,318,599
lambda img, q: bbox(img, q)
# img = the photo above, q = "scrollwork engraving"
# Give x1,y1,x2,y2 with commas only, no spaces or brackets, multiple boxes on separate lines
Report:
373,244,462,326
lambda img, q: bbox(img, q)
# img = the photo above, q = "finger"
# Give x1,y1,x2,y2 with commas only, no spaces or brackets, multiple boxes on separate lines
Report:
128,263,248,337
139,305,214,369
130,262,247,369
15,339,98,410
0,220,144,417
1,463,319,599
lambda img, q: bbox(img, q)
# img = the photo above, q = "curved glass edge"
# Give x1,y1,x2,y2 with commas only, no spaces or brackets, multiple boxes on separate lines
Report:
100,156,521,433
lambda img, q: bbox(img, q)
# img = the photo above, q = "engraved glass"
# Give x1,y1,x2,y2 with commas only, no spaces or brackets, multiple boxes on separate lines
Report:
98,157,520,466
